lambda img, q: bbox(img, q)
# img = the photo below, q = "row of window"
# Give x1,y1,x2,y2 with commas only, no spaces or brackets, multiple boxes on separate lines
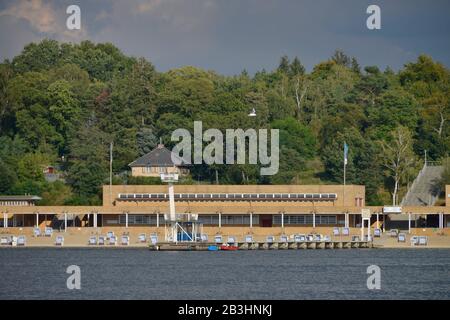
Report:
112,214,337,225
117,193,337,201
0,201,33,206
272,215,337,225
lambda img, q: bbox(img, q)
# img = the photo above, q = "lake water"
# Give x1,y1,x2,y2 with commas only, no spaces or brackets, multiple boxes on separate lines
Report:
0,248,449,300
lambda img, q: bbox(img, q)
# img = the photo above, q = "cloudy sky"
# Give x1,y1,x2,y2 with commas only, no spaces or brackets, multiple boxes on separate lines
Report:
0,0,449,74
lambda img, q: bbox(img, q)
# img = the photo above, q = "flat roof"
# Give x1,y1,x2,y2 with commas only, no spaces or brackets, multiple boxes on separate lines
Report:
0,195,42,201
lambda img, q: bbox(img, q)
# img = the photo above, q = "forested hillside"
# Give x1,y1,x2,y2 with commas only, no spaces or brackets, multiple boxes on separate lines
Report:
0,39,449,205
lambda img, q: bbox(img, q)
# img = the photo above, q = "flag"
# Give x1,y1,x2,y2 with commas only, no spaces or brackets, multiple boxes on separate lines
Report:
344,142,349,166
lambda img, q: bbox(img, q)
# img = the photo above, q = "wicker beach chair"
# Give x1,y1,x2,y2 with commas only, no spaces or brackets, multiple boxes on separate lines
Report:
419,236,428,246
333,227,340,236
109,235,117,245
214,235,222,243
279,235,288,242
44,227,53,237
227,236,236,244
374,228,381,237
88,236,97,245
150,233,158,244
342,228,350,236
398,233,406,242
121,235,129,245
98,236,105,245
55,235,64,246
33,227,41,237
200,234,208,242
266,235,275,243
17,235,26,246
0,236,8,245
138,233,146,243
245,235,253,243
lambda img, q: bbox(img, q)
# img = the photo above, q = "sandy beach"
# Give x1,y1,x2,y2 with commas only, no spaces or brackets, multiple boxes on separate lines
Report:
1,226,449,248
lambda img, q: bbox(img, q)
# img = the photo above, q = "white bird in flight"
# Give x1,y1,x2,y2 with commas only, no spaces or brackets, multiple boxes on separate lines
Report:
248,108,257,117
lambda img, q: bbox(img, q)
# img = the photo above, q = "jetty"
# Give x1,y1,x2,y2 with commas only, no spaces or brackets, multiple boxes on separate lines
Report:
149,240,373,251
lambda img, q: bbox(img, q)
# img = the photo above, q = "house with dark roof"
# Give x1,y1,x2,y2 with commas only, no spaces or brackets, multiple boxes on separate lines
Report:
128,144,190,177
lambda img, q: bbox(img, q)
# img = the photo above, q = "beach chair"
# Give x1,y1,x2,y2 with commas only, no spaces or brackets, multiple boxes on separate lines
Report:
351,235,360,242
55,235,64,246
245,235,253,243
17,235,26,246
109,235,117,245
266,235,275,243
388,229,399,238
121,235,130,245
323,235,331,242
313,234,322,242
410,236,418,246
306,234,314,242
214,235,223,243
279,235,288,242
138,233,146,243
419,236,428,246
333,227,340,236
88,236,97,245
98,236,105,245
33,227,41,237
150,233,158,245
0,236,9,245
44,227,53,237
227,236,236,244
342,228,350,236
294,234,306,242
107,231,114,239
200,234,208,242
374,228,381,237
398,233,406,242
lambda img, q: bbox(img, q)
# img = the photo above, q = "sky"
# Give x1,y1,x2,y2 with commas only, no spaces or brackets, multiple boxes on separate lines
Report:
0,0,449,75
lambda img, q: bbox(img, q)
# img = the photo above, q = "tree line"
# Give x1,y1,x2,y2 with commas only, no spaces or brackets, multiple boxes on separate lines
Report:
0,39,449,205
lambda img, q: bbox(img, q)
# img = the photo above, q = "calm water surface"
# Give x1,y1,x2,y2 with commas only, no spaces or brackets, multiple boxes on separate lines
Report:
0,248,449,299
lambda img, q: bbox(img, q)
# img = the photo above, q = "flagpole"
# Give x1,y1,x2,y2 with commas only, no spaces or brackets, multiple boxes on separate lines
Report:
110,141,113,205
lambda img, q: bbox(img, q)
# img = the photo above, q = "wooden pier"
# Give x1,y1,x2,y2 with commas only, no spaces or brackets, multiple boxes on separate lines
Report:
149,241,373,251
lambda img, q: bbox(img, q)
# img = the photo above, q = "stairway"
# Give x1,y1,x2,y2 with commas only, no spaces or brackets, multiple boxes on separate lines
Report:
401,164,444,206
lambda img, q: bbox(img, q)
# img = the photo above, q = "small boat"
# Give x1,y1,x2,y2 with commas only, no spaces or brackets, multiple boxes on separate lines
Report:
220,244,238,251
208,245,219,251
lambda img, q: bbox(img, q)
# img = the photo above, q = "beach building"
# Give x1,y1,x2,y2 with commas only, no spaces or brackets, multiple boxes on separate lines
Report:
1,184,449,235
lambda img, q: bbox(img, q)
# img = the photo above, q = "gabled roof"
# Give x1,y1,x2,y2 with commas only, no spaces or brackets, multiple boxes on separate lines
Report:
129,144,189,167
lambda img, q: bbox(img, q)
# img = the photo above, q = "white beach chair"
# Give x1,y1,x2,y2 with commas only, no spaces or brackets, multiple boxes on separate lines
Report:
150,233,158,245
214,235,222,243
98,236,105,245
419,236,428,246
266,235,275,243
44,227,53,237
294,234,304,242
121,235,129,245
200,234,208,242
313,234,322,242
88,236,97,245
333,227,340,236
245,235,253,243
55,235,64,246
279,235,288,242
33,227,41,237
138,233,146,243
17,235,26,246
374,228,381,237
410,236,418,246
323,235,331,242
107,231,114,239
389,229,399,238
398,233,406,242
109,235,117,245
351,235,360,242
0,236,9,245
342,228,350,236
227,236,236,244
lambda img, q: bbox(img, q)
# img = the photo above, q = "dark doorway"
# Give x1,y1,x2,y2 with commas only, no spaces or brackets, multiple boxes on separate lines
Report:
261,215,273,227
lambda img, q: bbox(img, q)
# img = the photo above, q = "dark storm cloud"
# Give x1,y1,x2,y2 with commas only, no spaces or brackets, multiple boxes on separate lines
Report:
0,0,449,74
